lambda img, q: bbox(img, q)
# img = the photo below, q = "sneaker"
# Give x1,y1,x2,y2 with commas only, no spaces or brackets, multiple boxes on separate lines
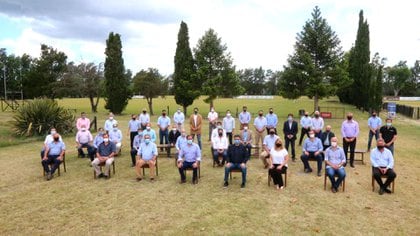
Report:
241,183,245,188
224,182,229,187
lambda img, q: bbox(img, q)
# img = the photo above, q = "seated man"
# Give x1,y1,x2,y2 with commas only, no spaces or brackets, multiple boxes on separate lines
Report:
109,123,122,154
300,130,323,176
260,128,279,168
42,133,66,181
175,129,188,154
130,128,143,167
320,125,335,151
371,138,397,195
212,128,228,166
211,121,227,143
92,133,116,179
91,128,104,161
40,127,62,158
135,134,158,181
239,125,253,157
75,125,95,159
324,137,346,193
224,135,249,188
168,124,181,152
177,135,201,184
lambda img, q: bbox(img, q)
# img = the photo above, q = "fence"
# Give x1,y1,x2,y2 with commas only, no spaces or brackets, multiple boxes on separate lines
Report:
382,102,420,119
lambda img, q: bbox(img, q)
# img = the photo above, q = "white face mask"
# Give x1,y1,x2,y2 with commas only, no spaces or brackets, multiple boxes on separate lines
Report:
331,142,337,147
109,117,113,120
146,127,151,130
244,127,248,131
309,134,315,138
50,130,56,135
81,128,86,132
227,113,231,117
103,138,109,143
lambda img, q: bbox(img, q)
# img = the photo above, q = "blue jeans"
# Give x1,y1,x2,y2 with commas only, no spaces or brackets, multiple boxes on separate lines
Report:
192,134,202,149
159,129,169,146
224,163,247,183
367,130,379,150
326,167,346,189
213,149,227,164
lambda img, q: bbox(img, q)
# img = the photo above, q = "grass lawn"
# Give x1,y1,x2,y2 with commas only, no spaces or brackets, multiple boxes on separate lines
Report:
0,96,419,235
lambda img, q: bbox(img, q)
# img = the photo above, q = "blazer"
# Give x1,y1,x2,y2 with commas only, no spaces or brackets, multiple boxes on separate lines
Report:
320,131,335,146
283,121,298,140
239,129,253,144
168,130,181,144
189,114,203,135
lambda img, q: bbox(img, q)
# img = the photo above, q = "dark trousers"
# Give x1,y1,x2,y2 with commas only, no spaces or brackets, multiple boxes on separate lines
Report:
78,143,95,159
299,128,310,145
367,130,379,150
179,161,198,181
224,163,247,183
41,155,61,175
285,138,296,159
159,129,169,147
300,151,323,172
226,132,233,145
244,143,252,157
130,148,138,166
130,131,137,149
269,165,287,186
373,167,397,190
343,138,357,165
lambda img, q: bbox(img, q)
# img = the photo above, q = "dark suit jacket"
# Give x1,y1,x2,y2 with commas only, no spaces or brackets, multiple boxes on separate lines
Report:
283,121,298,140
168,130,181,144
320,131,335,146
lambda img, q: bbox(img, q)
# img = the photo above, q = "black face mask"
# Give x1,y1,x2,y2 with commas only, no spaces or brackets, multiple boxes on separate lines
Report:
218,133,223,137
275,143,281,147
54,137,59,141
259,114,263,117
315,115,319,118
347,116,352,120
162,113,166,116
194,110,198,114
305,115,308,117
377,145,385,150
269,131,275,135
132,117,136,120
269,111,273,114
372,114,376,117
143,111,146,114
243,109,247,112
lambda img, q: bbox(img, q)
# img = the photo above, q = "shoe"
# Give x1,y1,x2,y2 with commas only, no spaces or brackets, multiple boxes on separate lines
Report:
350,163,355,168
241,183,245,188
331,187,337,193
136,177,142,182
104,175,109,180
97,173,105,178
192,179,198,185
304,168,313,173
150,178,155,182
292,157,296,162
317,171,322,177
224,182,229,187
384,188,392,194
180,179,186,184
46,172,53,181
379,188,384,195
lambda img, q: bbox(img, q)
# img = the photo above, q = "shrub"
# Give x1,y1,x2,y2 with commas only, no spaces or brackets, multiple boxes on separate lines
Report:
12,99,75,136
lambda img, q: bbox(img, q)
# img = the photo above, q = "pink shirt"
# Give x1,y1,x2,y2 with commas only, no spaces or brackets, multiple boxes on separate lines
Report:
76,117,91,131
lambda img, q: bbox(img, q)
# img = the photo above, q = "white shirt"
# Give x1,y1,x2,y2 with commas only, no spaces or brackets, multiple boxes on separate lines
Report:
207,111,218,122
222,116,235,132
270,148,288,166
212,136,228,150
173,111,185,124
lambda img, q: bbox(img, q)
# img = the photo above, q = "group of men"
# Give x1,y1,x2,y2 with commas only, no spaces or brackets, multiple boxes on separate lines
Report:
39,107,398,195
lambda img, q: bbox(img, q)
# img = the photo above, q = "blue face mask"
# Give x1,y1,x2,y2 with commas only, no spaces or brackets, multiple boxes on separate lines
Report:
234,140,241,145
138,132,142,136
144,139,150,144
187,140,193,145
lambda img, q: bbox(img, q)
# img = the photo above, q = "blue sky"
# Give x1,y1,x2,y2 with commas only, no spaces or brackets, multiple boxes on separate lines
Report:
0,0,419,75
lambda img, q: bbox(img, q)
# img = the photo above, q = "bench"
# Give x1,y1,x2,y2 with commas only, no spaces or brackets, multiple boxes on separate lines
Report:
354,150,366,164
250,145,260,159
156,144,176,158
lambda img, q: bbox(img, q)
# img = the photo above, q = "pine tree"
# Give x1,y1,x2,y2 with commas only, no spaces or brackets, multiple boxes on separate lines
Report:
104,32,131,114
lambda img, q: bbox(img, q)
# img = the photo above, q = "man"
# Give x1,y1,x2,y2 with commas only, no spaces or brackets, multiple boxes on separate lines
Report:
253,110,267,148
92,133,116,179
138,108,150,130
42,133,66,181
76,112,90,131
371,139,397,195
135,134,158,181
260,128,279,168
224,135,249,188
320,125,335,151
130,128,143,167
142,123,157,143
299,111,312,146
104,112,117,133
189,107,203,149
109,123,122,154
173,108,185,131
207,107,218,141
168,124,181,147
341,112,359,168
40,127,62,158
92,128,105,161
311,111,324,139
212,128,229,166
240,125,253,157
324,137,346,193
283,113,298,161
379,118,397,155
177,135,201,184
300,130,323,176
211,121,227,142
222,110,235,145
157,109,171,150
127,114,140,149
75,125,94,159
266,108,278,134
239,106,251,130
367,111,382,151
175,129,188,154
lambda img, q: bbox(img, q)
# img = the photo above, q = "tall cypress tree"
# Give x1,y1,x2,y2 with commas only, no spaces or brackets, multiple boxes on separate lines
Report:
104,32,131,114
173,21,199,114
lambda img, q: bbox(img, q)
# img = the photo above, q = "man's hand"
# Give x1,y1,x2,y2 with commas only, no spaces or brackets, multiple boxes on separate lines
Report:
42,156,48,161
225,162,231,168
57,155,63,162
304,151,309,156
177,161,183,168
314,151,320,156
240,163,246,168
380,168,388,174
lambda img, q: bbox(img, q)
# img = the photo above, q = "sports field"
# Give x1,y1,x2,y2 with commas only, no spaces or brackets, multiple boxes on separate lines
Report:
0,96,419,235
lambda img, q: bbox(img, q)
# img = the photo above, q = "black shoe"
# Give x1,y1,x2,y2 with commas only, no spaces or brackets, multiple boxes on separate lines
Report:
317,171,322,177
292,157,296,162
304,168,313,173
97,173,105,178
192,179,198,185
241,183,245,188
180,179,186,184
150,178,155,182
104,175,109,180
379,188,384,195
46,172,53,181
384,188,392,194
136,177,142,182
224,182,229,187
350,163,355,168
331,187,337,193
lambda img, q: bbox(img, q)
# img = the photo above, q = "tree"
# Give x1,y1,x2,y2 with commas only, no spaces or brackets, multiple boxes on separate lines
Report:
104,32,131,114
194,29,243,107
385,61,411,96
238,67,266,95
369,53,385,112
265,70,282,95
173,21,199,114
0,50,31,100
279,6,346,111
132,68,167,115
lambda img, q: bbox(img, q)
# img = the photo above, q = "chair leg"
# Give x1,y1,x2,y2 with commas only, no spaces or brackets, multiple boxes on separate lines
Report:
324,174,327,190
267,173,271,186
284,172,287,187
371,176,375,192
112,162,116,174
391,180,395,193
342,179,345,192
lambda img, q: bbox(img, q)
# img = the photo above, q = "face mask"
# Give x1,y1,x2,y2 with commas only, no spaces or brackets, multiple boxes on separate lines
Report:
243,109,247,112
269,131,274,135
227,113,231,117
288,117,293,121
138,132,142,136
54,137,59,141
372,114,376,117
377,145,384,150
143,111,146,114
194,110,198,114
305,114,308,117
218,133,223,137
109,117,113,120
103,138,109,143
162,113,166,116
347,116,352,120
50,130,56,135
275,143,282,147
81,128,86,132
187,140,193,145
259,113,263,117
177,110,181,113
315,115,319,118
211,109,214,112
181,133,186,137
309,134,315,138
132,117,136,120
234,140,241,145
172,129,177,132
98,131,103,136
113,128,118,131
144,139,150,144
244,127,248,131
269,111,273,114
146,127,151,130
217,125,222,129
386,123,392,127
331,142,337,147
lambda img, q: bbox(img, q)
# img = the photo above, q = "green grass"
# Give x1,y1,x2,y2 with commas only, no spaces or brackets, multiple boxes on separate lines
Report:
1,96,419,235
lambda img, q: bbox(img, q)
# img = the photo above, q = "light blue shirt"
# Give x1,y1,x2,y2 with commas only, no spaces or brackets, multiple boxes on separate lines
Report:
142,129,157,142
222,116,235,132
128,119,141,132
175,136,188,151
47,141,66,155
263,134,279,150
325,146,346,167
311,117,324,130
178,143,201,162
239,111,251,124
138,113,150,125
254,116,267,130
266,113,278,127
132,134,143,150
370,148,394,169
137,142,158,161
157,116,171,129
104,119,117,132
109,129,122,142
300,116,312,128
93,134,103,149
341,120,359,138
173,112,185,124
368,116,382,129
302,137,323,152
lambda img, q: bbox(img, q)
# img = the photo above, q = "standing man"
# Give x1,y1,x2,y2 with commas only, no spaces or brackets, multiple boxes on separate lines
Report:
379,118,397,155
324,137,346,193
367,111,382,151
157,109,171,150
189,107,203,149
283,113,298,161
311,111,324,139
300,130,323,176
177,135,201,184
173,108,185,131
371,139,397,195
128,114,140,149
207,107,218,141
212,128,229,166
260,128,279,168
138,108,150,130
320,125,335,151
42,133,66,181
341,112,359,168
253,110,267,148
135,134,158,181
92,133,116,179
104,112,117,133
76,112,90,131
222,110,235,145
224,135,249,188
75,125,94,158
239,106,251,130
266,108,278,134
299,111,312,146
